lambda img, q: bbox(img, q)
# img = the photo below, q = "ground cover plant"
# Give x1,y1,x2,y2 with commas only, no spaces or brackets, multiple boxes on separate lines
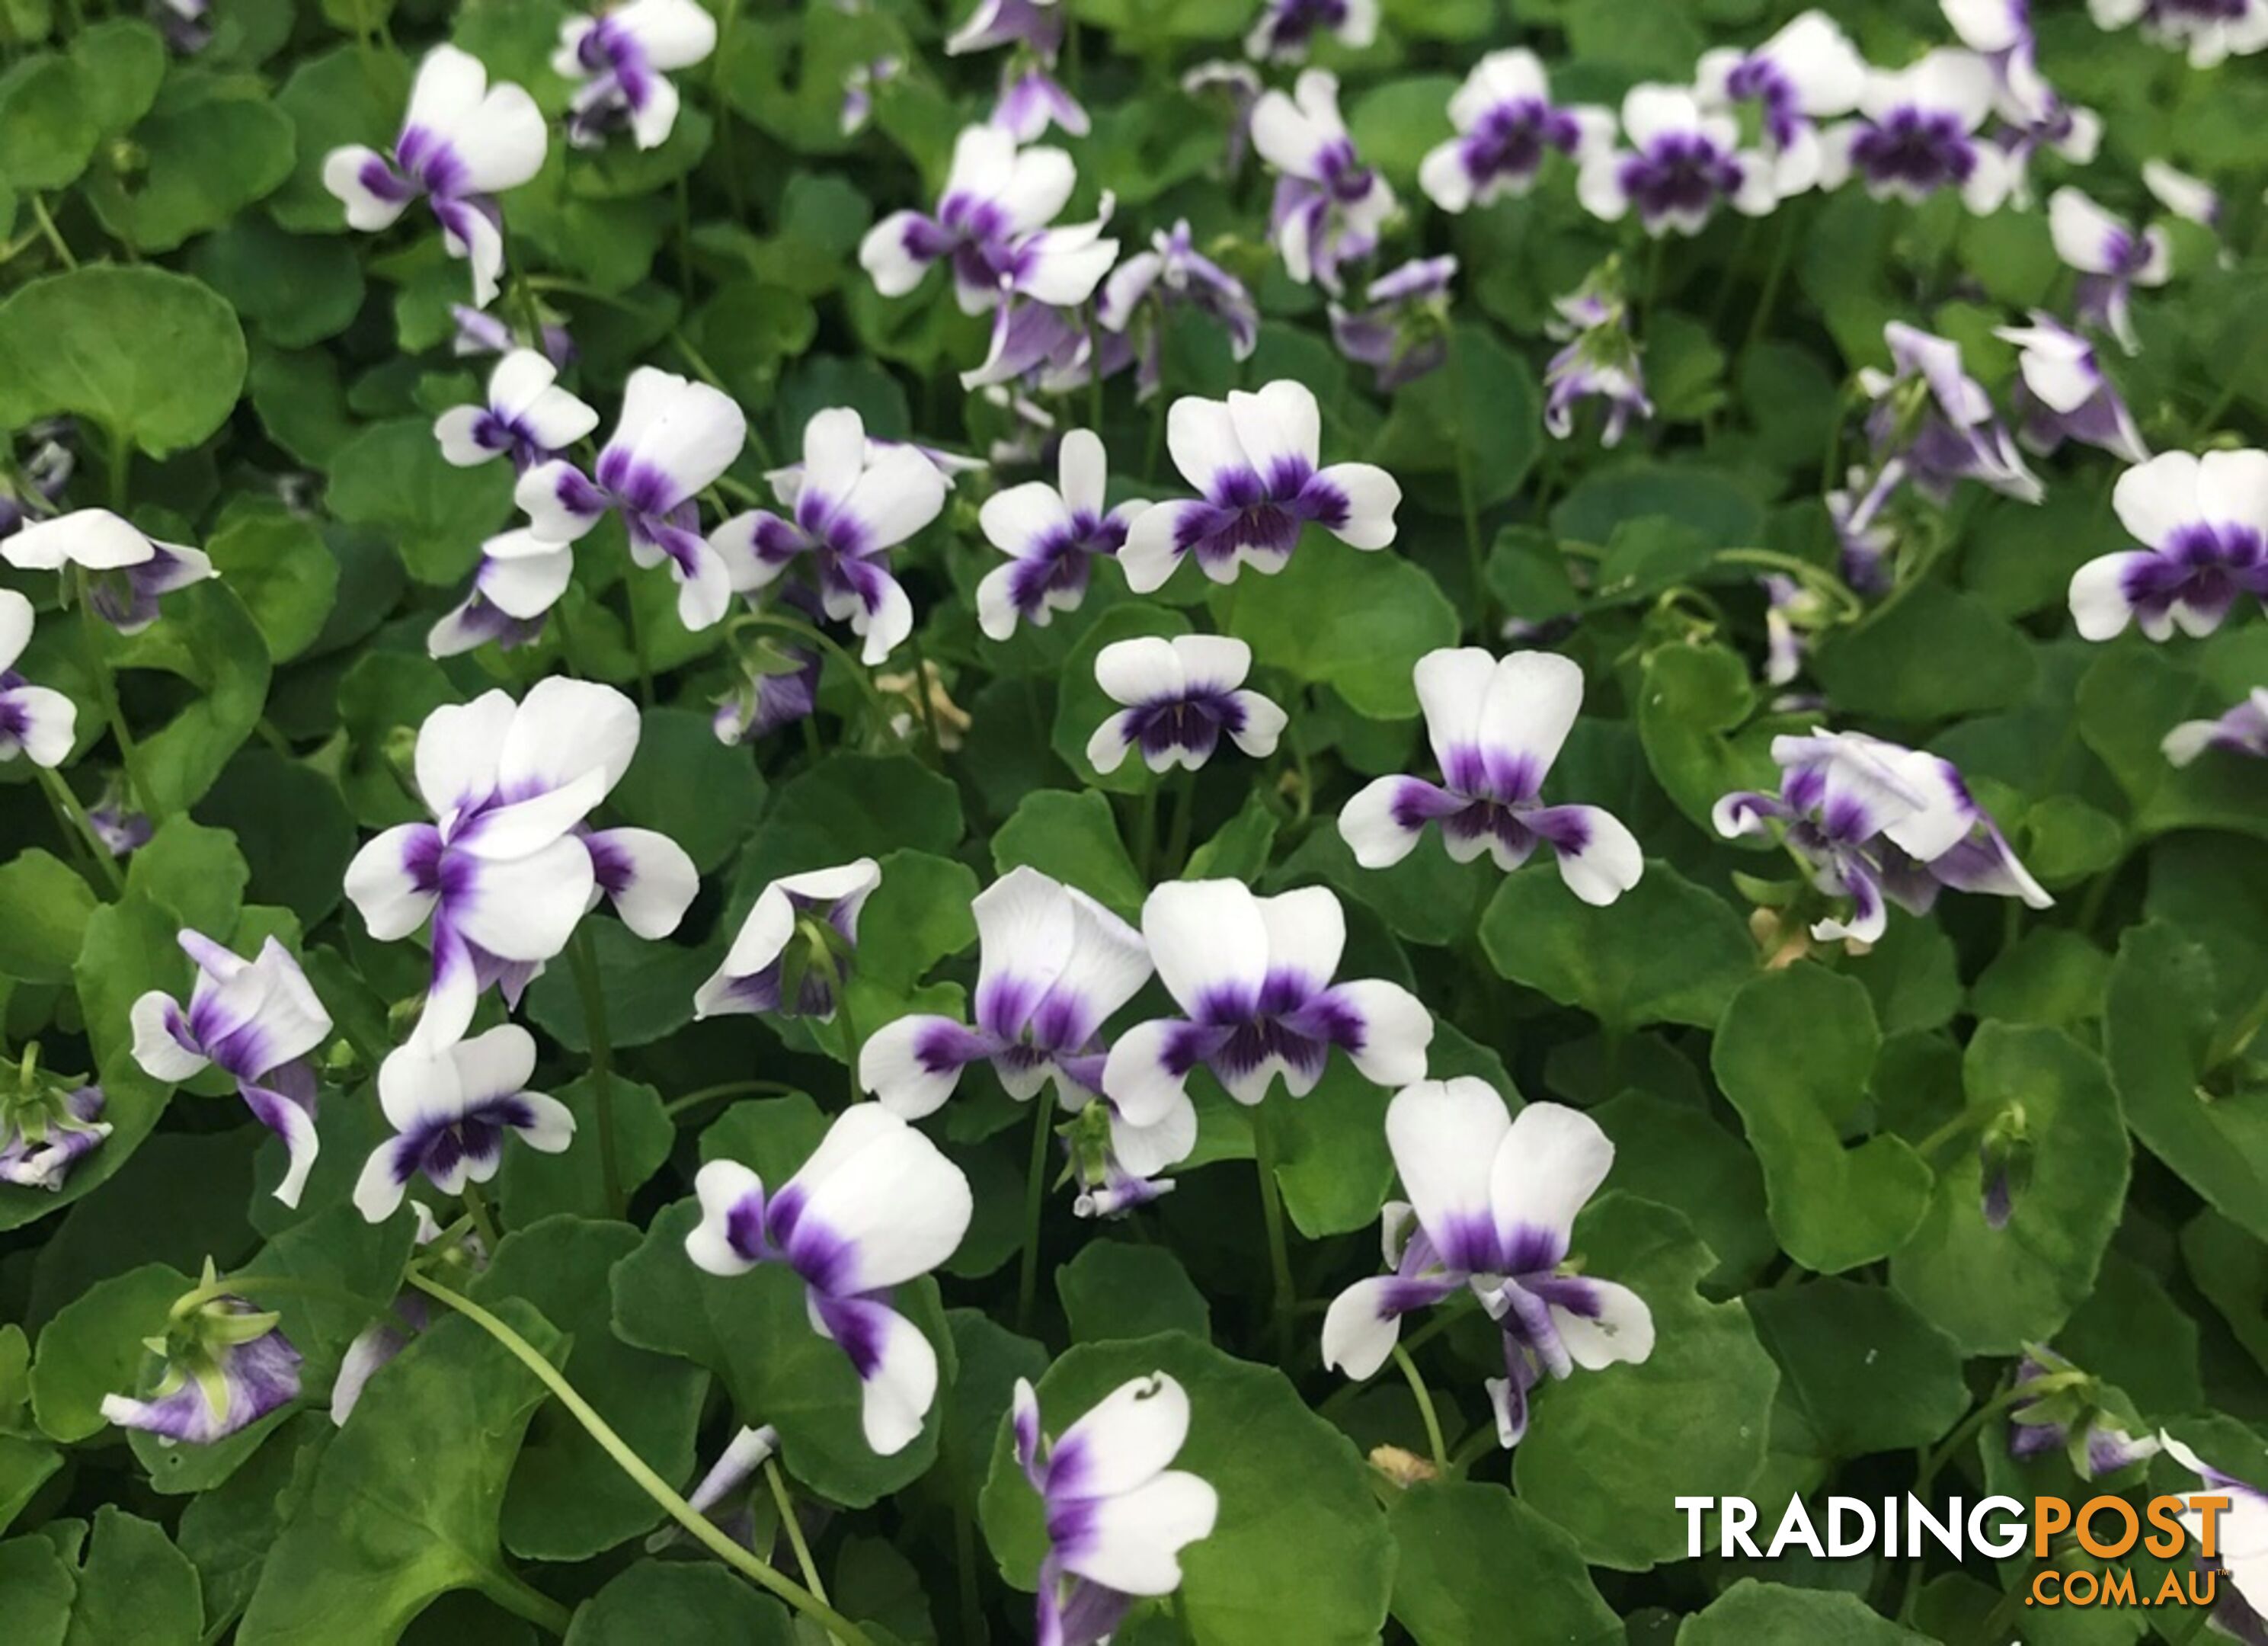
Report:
0,0,2265,1641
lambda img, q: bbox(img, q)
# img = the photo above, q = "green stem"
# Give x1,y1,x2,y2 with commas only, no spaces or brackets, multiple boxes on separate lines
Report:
711,0,744,216
624,584,655,708
665,1079,803,1119
953,1505,985,1646
34,767,123,895
28,196,75,269
74,565,149,815
763,1456,831,1607
1134,783,1160,883
408,1273,876,1645
566,928,624,1218
1713,548,1866,623
1444,328,1489,632
475,1569,574,1638
1742,217,1794,356
1015,1087,1057,1334
1317,1300,1473,1420
2206,985,2268,1071
1392,1343,1448,1471
804,931,861,1092
168,1273,408,1330
1251,1105,1296,1359
461,1180,503,1251
1912,1100,1999,1161
1164,768,1195,876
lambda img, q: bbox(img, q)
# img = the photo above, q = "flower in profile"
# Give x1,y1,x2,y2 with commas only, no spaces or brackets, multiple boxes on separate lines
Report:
0,589,77,769
975,431,1145,639
1420,49,1609,212
694,859,881,1022
1247,0,1376,62
2165,689,2268,767
1011,1373,1220,1646
1995,312,2148,465
2002,1346,2161,1478
1086,636,1286,775
130,932,331,1206
88,789,152,858
2157,1431,2268,1637
1716,729,2052,943
101,1262,302,1445
353,1028,574,1222
956,185,1122,389
859,126,1084,315
688,1105,973,1454
2090,0,2268,67
2144,158,2222,231
840,56,902,138
517,367,748,630
1761,574,1828,687
0,1081,109,1191
1818,50,2013,213
434,350,600,473
0,428,72,541
3,509,216,634
153,0,210,52
1543,277,1651,450
1102,881,1431,1123
555,0,717,149
426,529,576,659
994,63,1087,143
946,0,1063,57
1340,649,1645,905
2049,187,2171,357
1097,222,1260,402
656,1423,781,1551
1321,1084,1655,1447
1859,322,2042,508
343,679,642,1051
1695,11,1868,196
1577,85,1777,237
1181,61,1262,174
321,46,545,307
2070,450,2268,642
331,1202,476,1424
1251,69,1398,295
1330,256,1456,392
1119,381,1400,591
452,303,575,367
709,407,947,664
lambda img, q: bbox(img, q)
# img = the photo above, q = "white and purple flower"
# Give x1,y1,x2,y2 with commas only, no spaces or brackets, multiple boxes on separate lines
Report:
1543,274,1652,448
130,932,331,1207
1695,11,1868,197
1251,69,1398,296
321,45,546,308
688,1104,973,1454
2090,0,2268,66
555,0,718,149
1246,0,1376,62
352,1027,575,1222
946,0,1064,58
2165,688,2268,767
1995,312,2149,465
859,125,1086,315
434,349,600,473
331,1201,472,1424
709,407,947,664
101,1272,302,1446
975,430,1145,640
1818,49,2013,213
2004,1346,2161,1478
1320,1083,1655,1447
1101,881,1431,1122
2049,187,2171,357
1086,636,1285,776
453,303,575,367
693,859,881,1021
517,366,747,631
2159,1432,2268,1641
426,529,577,659
1118,381,1399,591
1339,648,1645,905
1096,222,1260,402
2144,159,2222,232
1181,61,1262,175
2070,449,2268,641
0,1083,109,1191
0,428,72,541
0,588,76,769
1330,255,1456,392
1577,85,1776,237
1419,49,1609,213
1858,322,2042,508
840,56,902,139
1010,1373,1220,1646
3,508,215,634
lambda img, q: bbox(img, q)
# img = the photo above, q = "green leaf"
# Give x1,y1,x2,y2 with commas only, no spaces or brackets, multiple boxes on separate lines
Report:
1591,1093,1774,1294
1479,860,1755,1031
1269,1058,1397,1239
980,1332,1394,1646
1346,77,1457,187
494,1075,673,1228
1814,584,2035,721
235,1305,565,1646
1551,462,1762,551
0,53,94,188
1215,538,1458,719
1387,1482,1621,1646
563,1561,791,1645
1710,966,1931,1275
188,214,366,348
523,921,715,1053
992,788,1145,918
1275,820,1491,949
0,267,246,456
1056,1242,1211,1345
2076,642,2268,841
200,497,341,663
324,420,517,586
1371,325,1542,511
936,1309,1048,1510
107,581,273,814
1635,640,1774,831
62,1506,202,1646
0,1533,75,1646
1971,929,2111,1029
740,753,964,879
611,707,765,875
0,1436,61,1537
0,850,97,985
30,1262,190,1443
175,1411,329,1630
1678,1580,1929,1643
194,750,357,929
84,77,297,252
267,45,405,233
1185,794,1279,883
1748,1279,1969,1460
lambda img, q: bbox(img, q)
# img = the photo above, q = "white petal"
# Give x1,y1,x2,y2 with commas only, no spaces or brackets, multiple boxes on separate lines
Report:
1225,690,1286,759
834,444,949,552
4,508,154,572
352,1143,411,1225
378,1037,469,1133
993,143,1077,235
788,1107,974,1292
1085,711,1136,775
1057,428,1108,517
2113,451,2204,552
452,835,597,960
1225,381,1322,485
858,1015,971,1119
515,460,606,543
1479,650,1585,785
517,386,601,454
1165,395,1252,500
1144,879,1268,1013
687,1158,766,1276
1051,1371,1192,1498
2068,552,2152,641
824,1296,938,1456
510,1089,576,1154
859,213,936,298
1547,806,1645,906
589,826,698,938
477,536,575,620
1553,1278,1654,1369
2197,449,2268,530
433,405,497,467
1106,1091,1195,1178
1320,1276,1410,1380
1334,979,1433,1088
613,0,716,69
497,676,641,801
129,991,206,1081
1412,646,1499,775
1061,1471,1219,1596
1487,1101,1614,1253
1118,500,1204,594
1256,885,1344,988
1387,1077,1512,1260
1338,777,1425,869
1094,636,1186,709
1101,1018,1196,1129
10,686,76,768
320,145,411,232
449,81,549,194
979,480,1076,559
1316,462,1401,550
613,369,747,505
344,825,442,941
2048,187,2126,274
0,589,28,673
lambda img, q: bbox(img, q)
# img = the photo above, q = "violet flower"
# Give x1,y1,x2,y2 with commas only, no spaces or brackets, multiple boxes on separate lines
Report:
2050,187,2171,357
2004,1346,2161,1478
0,1083,109,1192
946,0,1063,57
1119,381,1400,591
1011,1373,1220,1646
1251,69,1398,296
130,932,332,1206
2089,0,2268,67
101,1272,302,1446
321,46,546,308
2145,158,2222,232
555,0,717,150
1330,255,1455,392
709,407,948,664
434,350,600,473
1761,574,1825,687
859,125,1090,315
517,366,748,630
1543,273,1652,448
1995,312,2148,464
1247,0,1377,62
331,1202,473,1424
1086,636,1286,775
1339,648,1644,905
88,792,152,859
688,1105,974,1454
1818,49,2014,213
452,304,575,367
3,508,215,634
977,430,1146,639
353,1028,574,1222
1695,11,1868,197
1102,881,1432,1122
1857,322,2042,508
1421,49,1610,213
2071,450,2268,641
2158,1431,2268,1637
714,601,824,745
1577,85,1777,237
153,0,210,53
693,859,881,1022
1096,222,1259,402
426,529,575,658
1322,1084,1655,1447
2165,688,2268,767
0,430,72,540
1180,61,1261,175
0,589,77,770
840,56,901,138
1715,729,2052,944
994,66,1088,143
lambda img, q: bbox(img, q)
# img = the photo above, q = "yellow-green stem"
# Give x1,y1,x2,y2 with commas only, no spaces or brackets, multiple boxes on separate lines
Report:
1015,1087,1057,1334
566,928,624,1218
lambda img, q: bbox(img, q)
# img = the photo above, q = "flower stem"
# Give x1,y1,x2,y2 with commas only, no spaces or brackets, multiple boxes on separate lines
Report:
1250,1103,1296,1359
763,1457,830,1606
1392,1343,1448,1471
802,930,861,1093
34,767,122,895
461,1180,503,1251
1164,769,1195,876
73,563,149,815
565,927,624,1219
623,584,655,708
664,1079,803,1119
1742,217,1794,356
1015,1088,1057,1333
902,627,942,754
408,1273,876,1646
28,196,75,269
1444,327,1490,634
475,1569,573,1638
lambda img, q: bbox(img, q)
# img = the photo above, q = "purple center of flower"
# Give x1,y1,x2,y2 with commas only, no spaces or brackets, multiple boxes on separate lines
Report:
1461,99,1582,184
1850,109,1977,194
1618,133,1741,224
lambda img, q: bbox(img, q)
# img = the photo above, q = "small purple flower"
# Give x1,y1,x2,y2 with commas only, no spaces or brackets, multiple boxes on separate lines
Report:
3,508,216,635
1011,1374,1220,1646
975,431,1146,639
353,1028,574,1222
1180,61,1261,175
0,430,72,541
1761,574,1827,687
153,0,210,53
859,126,1091,315
713,602,824,745
1330,255,1456,392
88,792,152,858
2050,187,2172,357
1086,636,1286,776
1340,648,1644,904
1096,222,1259,402
955,189,1122,391
661,1423,780,1551
709,408,947,664
2070,450,2268,641
945,0,1063,57
331,1202,474,1424
425,529,575,659
1995,312,2149,464
2004,1346,2161,1478
689,1105,974,1455
1828,469,1899,594
1859,322,2042,508
0,589,77,770
1695,11,1867,196
1101,881,1432,1122
1251,69,1398,296
0,1083,109,1191
2165,688,2268,767
1120,381,1400,590
840,56,902,138
1578,85,1777,237
1068,1133,1178,1220
452,304,576,367
433,350,600,474
1322,1084,1655,1448
2090,0,2268,68
1819,49,2013,213
555,0,718,150
101,1265,303,1445
516,366,747,630
321,46,546,308
993,65,1088,143
1246,0,1377,62
1421,49,1610,213
1716,729,2052,944
1543,274,1652,449
694,859,880,1022
130,932,331,1206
